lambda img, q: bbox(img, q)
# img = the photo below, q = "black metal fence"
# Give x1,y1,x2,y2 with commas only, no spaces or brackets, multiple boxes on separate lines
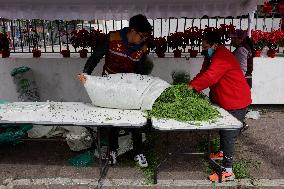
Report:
0,10,282,54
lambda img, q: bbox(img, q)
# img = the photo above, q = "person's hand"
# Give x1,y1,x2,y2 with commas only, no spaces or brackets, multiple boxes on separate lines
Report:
188,84,193,90
78,73,87,84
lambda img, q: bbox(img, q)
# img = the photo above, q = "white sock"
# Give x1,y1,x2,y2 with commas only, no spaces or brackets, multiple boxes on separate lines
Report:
225,168,233,173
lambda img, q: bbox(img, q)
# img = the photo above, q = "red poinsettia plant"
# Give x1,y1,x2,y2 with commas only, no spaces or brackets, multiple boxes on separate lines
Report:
262,1,273,14
88,29,106,51
184,26,203,48
167,32,187,50
251,30,267,50
70,29,90,49
264,29,284,50
148,36,168,57
217,24,236,43
0,32,10,51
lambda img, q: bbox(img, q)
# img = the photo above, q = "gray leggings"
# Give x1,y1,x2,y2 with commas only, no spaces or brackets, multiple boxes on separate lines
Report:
220,108,247,168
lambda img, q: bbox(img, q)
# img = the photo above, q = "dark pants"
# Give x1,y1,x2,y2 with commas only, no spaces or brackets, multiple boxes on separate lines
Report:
109,128,143,155
220,108,247,168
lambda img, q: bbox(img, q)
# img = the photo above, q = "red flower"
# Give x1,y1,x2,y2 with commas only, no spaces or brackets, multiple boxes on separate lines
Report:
88,29,106,50
70,29,90,49
167,32,186,50
149,36,167,54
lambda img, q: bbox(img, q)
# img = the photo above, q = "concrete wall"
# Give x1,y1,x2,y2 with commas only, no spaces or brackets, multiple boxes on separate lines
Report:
1,54,284,104
0,54,205,102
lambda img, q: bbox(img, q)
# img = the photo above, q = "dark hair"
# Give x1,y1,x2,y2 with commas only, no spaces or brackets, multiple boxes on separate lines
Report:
243,36,255,57
129,14,152,34
202,31,222,45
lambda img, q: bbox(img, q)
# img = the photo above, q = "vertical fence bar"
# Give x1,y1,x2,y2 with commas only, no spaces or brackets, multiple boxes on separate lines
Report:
113,20,115,31
65,21,69,51
73,21,77,53
42,20,47,52
11,20,16,52
183,17,187,52
18,20,24,52
168,18,171,52
27,20,31,52
50,21,54,53
176,18,178,32
57,20,62,52
104,20,108,34
199,18,202,53
255,10,258,30
97,19,100,31
263,14,266,31
271,13,274,31
160,18,163,37
152,19,154,37
33,19,38,49
2,20,6,33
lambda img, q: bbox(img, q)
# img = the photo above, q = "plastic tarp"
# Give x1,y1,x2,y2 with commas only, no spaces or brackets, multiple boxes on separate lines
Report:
0,0,265,20
84,73,170,110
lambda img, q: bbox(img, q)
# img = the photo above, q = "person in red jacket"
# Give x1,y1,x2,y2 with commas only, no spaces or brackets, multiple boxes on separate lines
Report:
188,31,251,182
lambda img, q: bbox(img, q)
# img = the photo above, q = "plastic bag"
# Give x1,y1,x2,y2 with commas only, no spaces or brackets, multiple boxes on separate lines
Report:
84,73,170,110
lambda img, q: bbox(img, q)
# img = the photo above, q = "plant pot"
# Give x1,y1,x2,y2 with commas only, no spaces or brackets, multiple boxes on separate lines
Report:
79,49,88,58
267,49,276,58
1,49,10,58
255,50,262,57
61,49,70,58
156,52,165,58
173,49,182,58
189,49,198,57
32,49,41,58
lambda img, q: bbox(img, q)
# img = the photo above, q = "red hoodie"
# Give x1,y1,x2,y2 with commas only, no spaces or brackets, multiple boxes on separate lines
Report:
189,46,251,110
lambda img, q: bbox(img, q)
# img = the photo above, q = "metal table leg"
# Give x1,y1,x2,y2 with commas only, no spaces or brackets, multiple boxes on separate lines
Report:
96,127,109,189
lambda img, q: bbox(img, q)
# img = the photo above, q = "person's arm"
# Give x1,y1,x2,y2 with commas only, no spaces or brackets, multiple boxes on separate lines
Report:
83,34,109,75
189,56,231,92
234,47,249,75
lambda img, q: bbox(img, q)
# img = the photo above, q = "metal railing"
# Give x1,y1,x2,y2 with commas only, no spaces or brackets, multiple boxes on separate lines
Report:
0,11,282,54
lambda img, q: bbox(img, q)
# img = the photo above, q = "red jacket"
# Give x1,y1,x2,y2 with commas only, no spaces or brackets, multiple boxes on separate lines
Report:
189,46,251,110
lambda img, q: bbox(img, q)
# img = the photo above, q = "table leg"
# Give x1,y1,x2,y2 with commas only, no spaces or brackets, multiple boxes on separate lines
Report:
96,127,109,189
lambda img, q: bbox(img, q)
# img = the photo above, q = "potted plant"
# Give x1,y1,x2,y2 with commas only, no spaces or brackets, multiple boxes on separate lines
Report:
251,30,266,57
218,24,236,44
265,30,284,58
184,27,202,57
70,29,90,58
167,32,186,58
262,2,273,14
88,29,105,53
61,48,70,58
0,32,10,58
32,49,41,57
149,36,168,58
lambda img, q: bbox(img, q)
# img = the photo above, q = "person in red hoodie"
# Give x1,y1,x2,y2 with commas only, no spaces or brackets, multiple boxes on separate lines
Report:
188,31,251,182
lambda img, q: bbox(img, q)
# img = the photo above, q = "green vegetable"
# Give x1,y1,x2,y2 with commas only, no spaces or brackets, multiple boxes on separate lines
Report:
148,84,220,122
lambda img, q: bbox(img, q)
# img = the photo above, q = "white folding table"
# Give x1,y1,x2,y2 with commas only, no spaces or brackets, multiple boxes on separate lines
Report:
0,101,148,188
151,106,243,183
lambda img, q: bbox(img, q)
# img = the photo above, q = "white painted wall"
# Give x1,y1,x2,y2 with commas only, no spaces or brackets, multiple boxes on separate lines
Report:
252,57,284,104
0,54,205,102
1,55,284,104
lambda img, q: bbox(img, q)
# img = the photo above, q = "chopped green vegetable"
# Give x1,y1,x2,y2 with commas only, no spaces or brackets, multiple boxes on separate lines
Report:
148,84,220,122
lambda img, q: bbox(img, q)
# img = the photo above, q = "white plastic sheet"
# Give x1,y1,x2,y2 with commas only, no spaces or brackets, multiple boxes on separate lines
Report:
84,73,170,110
